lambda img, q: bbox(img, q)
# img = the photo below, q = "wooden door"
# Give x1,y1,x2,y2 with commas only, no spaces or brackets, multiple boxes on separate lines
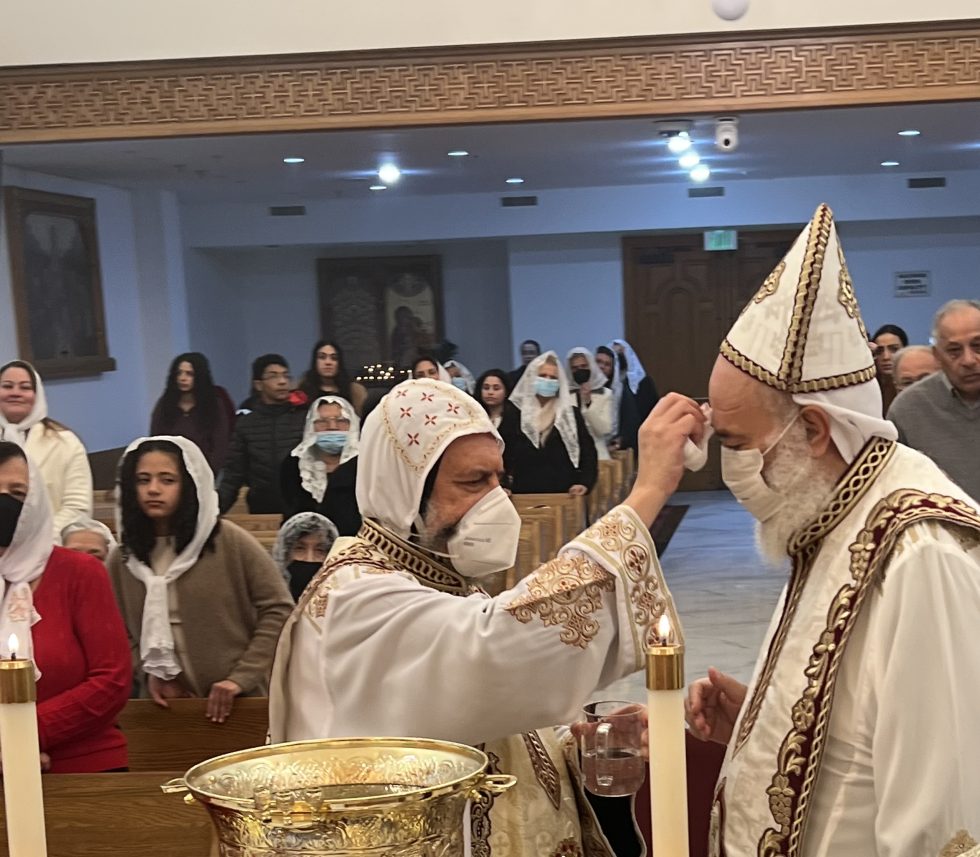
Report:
623,230,798,490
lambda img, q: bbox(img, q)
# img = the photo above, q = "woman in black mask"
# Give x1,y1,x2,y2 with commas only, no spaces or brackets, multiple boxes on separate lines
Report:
272,513,340,601
566,347,615,460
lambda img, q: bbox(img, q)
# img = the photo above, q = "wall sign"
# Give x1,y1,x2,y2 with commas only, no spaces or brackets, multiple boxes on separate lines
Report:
894,271,931,298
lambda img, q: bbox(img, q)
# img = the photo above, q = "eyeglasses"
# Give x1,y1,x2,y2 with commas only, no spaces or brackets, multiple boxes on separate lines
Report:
262,372,292,381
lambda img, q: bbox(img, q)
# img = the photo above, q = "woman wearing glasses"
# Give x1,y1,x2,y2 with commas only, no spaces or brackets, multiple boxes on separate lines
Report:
280,396,361,534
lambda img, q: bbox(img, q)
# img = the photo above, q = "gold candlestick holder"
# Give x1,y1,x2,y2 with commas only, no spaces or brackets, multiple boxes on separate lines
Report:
0,659,36,704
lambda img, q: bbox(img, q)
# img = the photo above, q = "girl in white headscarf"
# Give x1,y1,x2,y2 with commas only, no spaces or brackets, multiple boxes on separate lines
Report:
280,396,362,534
566,346,615,460
504,351,598,496
0,360,93,537
0,440,131,773
107,436,292,723
444,360,476,395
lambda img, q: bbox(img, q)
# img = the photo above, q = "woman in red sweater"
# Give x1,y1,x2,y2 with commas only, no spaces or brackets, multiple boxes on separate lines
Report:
0,440,131,773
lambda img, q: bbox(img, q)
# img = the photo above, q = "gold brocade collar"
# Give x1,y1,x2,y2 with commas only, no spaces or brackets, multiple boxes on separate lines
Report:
787,437,897,557
358,518,470,597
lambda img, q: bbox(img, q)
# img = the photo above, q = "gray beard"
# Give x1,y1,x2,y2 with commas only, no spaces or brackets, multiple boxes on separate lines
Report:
754,427,840,566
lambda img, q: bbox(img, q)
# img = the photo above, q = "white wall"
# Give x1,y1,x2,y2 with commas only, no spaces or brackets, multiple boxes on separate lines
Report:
2,0,977,65
507,234,624,363
0,167,185,450
183,241,513,399
840,218,980,345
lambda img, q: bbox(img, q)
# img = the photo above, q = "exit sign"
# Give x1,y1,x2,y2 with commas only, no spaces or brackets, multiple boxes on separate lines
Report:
704,229,738,251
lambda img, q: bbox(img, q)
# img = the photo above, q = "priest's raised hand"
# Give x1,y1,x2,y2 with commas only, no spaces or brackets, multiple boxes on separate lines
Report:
625,392,707,528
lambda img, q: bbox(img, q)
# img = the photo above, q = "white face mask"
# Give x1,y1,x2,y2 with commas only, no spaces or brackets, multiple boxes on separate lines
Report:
446,486,522,578
720,414,800,522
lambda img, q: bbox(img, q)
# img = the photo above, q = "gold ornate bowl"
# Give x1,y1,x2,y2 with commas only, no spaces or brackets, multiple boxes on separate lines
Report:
162,737,515,856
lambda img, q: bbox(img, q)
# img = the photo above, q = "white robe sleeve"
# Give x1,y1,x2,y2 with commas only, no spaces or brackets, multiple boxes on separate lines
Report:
869,523,980,857
321,504,673,745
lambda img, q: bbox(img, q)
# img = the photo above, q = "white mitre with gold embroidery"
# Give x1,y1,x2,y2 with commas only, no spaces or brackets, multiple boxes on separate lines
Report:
720,202,897,461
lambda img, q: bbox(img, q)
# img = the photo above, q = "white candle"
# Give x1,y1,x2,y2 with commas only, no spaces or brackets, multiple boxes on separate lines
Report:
647,614,689,857
0,634,48,857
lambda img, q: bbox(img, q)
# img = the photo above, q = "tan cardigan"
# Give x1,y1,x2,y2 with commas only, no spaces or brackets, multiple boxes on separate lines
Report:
108,521,294,696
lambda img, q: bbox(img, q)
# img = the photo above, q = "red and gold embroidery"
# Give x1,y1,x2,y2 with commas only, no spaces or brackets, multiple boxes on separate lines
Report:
733,438,895,755
758,489,980,857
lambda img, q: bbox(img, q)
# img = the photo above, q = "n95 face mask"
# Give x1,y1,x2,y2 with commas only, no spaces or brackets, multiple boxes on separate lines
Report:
447,486,522,578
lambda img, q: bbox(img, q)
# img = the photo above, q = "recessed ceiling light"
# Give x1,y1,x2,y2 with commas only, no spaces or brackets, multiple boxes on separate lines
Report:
282,157,305,164
667,133,692,155
690,163,711,182
447,150,470,157
880,160,900,167
678,151,700,169
505,177,525,185
378,163,401,184
369,184,388,191
898,129,921,137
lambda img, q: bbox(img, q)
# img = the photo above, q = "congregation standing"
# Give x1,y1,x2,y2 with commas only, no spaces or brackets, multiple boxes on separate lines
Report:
0,276,977,857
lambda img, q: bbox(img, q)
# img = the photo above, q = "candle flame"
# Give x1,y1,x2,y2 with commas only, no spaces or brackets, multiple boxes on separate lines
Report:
7,633,18,658
656,613,671,644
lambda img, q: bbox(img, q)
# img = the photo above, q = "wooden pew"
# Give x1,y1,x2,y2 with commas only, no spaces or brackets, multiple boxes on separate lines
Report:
590,460,616,521
504,518,544,590
228,486,249,516
0,772,214,857
223,513,281,548
118,697,269,773
611,448,636,501
92,487,117,528
512,494,587,548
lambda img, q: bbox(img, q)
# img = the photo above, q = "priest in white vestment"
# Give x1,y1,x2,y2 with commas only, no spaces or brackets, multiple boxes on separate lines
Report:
270,376,706,857
683,203,980,857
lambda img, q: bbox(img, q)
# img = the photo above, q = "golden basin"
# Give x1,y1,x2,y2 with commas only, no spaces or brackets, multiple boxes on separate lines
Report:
162,737,516,856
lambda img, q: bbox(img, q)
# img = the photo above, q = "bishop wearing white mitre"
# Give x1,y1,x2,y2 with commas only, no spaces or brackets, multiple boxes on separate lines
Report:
693,204,980,857
270,374,706,856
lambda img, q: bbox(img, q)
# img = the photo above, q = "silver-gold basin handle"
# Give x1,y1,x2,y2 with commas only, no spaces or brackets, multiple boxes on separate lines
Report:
475,774,517,797
160,777,189,795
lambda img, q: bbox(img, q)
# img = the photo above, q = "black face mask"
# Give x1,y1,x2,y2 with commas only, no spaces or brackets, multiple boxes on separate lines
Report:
617,353,628,372
0,494,24,548
286,560,323,599
572,368,591,385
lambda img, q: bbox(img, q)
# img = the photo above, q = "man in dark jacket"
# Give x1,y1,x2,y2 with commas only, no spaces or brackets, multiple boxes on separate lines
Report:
218,354,306,514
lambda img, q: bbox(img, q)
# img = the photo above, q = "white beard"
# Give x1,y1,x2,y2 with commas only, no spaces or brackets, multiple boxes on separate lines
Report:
754,425,840,566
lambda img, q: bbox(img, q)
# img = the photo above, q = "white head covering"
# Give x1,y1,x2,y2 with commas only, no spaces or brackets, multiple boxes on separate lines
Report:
444,360,476,395
60,514,118,555
0,361,49,445
0,451,54,673
117,436,219,680
272,512,340,577
290,396,360,504
566,346,607,390
356,379,500,539
720,203,898,463
610,339,647,395
509,351,581,468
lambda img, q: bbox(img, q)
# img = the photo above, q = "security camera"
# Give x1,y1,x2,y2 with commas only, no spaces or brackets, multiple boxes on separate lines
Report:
715,117,739,151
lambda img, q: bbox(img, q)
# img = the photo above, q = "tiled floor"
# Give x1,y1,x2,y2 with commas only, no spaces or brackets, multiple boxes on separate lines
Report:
599,491,788,705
